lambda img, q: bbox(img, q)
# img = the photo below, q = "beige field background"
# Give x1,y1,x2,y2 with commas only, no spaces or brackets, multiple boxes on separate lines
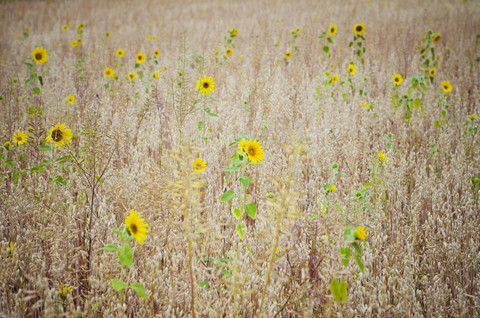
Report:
1,0,480,316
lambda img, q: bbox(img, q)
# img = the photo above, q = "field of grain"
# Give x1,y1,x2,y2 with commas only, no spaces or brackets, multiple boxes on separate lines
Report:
1,0,479,316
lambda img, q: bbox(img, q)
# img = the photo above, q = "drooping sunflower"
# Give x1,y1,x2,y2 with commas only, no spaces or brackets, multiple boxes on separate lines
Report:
191,158,207,172
392,73,403,86
328,24,337,37
285,50,292,59
136,52,146,64
355,226,367,240
125,209,149,244
46,123,73,148
196,75,215,95
331,74,339,84
104,67,115,78
13,130,28,145
67,96,75,104
32,47,48,65
348,63,356,75
154,70,159,79
441,81,452,93
116,49,125,58
127,72,136,81
244,139,264,164
226,48,233,56
154,49,161,58
353,24,365,35
62,24,68,31
230,28,238,36
71,40,78,48
432,33,441,44
4,141,12,150
429,67,436,78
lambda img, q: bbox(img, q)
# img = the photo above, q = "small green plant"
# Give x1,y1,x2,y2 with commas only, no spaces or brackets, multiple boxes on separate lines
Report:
350,24,366,65
318,24,337,59
462,114,478,160
310,162,343,221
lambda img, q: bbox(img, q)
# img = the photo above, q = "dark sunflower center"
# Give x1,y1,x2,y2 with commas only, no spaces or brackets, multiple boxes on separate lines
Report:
203,82,209,89
395,77,399,82
35,53,42,60
52,129,63,142
248,148,255,156
356,26,363,32
17,136,23,141
130,224,138,234
331,27,334,32
139,56,143,60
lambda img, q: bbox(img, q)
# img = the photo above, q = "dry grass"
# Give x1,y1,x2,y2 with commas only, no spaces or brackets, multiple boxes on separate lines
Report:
1,0,480,317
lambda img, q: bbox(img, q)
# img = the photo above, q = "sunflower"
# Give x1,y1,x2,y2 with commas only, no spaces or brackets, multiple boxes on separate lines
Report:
378,151,388,162
13,130,28,145
25,27,29,32
154,49,161,58
325,71,331,76
353,24,365,35
355,226,367,240
215,50,220,55
392,73,403,86
77,23,84,30
348,63,356,75
191,158,207,172
441,81,452,93
116,49,125,58
331,74,339,84
32,47,48,65
432,33,441,44
67,96,75,104
71,40,78,48
4,141,12,150
238,138,248,153
230,28,238,36
152,36,157,40
125,209,149,244
328,24,337,37
63,25,68,31
285,50,292,59
244,139,264,164
146,34,151,40
104,67,115,78
295,28,300,34
46,123,73,148
136,52,146,64
196,75,215,95
226,48,233,56
470,114,476,121
162,65,168,72
154,70,159,79
429,67,436,78
76,38,82,44
105,32,111,38
127,72,136,81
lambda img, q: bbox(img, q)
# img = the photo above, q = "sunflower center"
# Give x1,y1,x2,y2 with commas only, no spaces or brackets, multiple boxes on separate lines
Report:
356,26,363,32
139,56,143,60
395,77,399,82
52,129,63,142
203,82,209,89
17,136,23,142
248,148,255,156
330,27,334,32
35,53,42,60
130,224,138,234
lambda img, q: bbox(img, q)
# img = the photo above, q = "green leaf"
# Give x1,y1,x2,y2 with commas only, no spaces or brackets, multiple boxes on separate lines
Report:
112,279,127,291
236,224,245,240
198,121,204,131
330,278,348,303
38,76,43,86
327,37,333,44
239,176,253,189
25,63,34,71
354,253,364,273
233,208,242,219
33,87,41,96
245,203,256,219
414,98,422,108
352,242,362,256
129,282,148,298
323,46,330,54
25,78,32,85
309,214,318,221
100,244,118,251
221,268,233,278
205,97,216,102
118,243,133,267
220,190,235,202
223,166,239,172
198,281,210,288
340,247,351,267
30,165,45,173
5,159,14,169
204,107,218,117
38,144,52,151
435,120,441,128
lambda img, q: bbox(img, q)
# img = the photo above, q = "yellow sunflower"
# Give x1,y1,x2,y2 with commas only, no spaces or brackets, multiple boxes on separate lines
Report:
355,226,367,240
13,130,28,145
125,210,149,244
215,50,220,55
196,75,215,95
441,81,452,93
154,70,159,79
76,38,82,44
162,65,168,72
244,139,264,164
32,47,48,65
104,67,115,78
127,72,136,81
378,151,388,162
154,49,161,58
67,96,75,104
152,36,157,40
226,48,233,56
429,67,436,78
116,49,125,58
191,158,207,172
146,34,151,40
4,141,12,150
326,71,331,76
105,32,111,38
470,114,476,121
348,63,356,75
230,28,238,36
136,52,146,64
285,50,292,59
71,40,78,48
328,24,337,37
392,73,403,86
77,23,84,30
46,123,73,148
331,74,339,84
238,138,248,153
353,24,365,35
295,28,301,34
432,33,441,44
62,25,68,31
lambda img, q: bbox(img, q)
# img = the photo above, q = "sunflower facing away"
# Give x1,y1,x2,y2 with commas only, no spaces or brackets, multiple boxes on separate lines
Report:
116,49,125,58
355,226,367,241
429,67,436,78
13,130,28,145
392,73,403,86
328,24,337,37
353,23,365,35
125,209,149,244
104,67,115,78
154,49,161,58
136,52,146,64
331,74,339,84
32,47,48,65
348,63,356,75
226,48,233,56
192,158,207,172
285,50,292,59
128,72,136,81
46,123,73,148
432,33,442,44
196,75,215,95
244,139,264,164
441,81,452,93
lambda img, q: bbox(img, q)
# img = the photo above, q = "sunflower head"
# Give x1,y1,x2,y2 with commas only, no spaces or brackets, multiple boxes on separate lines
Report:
77,23,84,30
331,74,339,84
441,81,452,93
192,158,207,172
348,63,356,75
46,123,73,148
432,33,442,44
392,73,403,86
154,49,161,58
13,130,28,145
355,226,367,241
128,72,136,81
229,28,238,37
105,32,111,38
196,75,215,95
63,25,68,31
429,67,436,78
295,28,301,34
244,139,264,164
104,68,115,78
162,65,168,72
353,23,365,35
146,34,151,39
152,36,157,40
470,114,477,121
116,49,125,58
77,38,82,43
125,210,149,244
378,151,388,162
226,48,233,56
4,141,12,150
136,52,146,64
32,47,48,65
328,24,337,37
71,40,78,48
285,50,292,59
